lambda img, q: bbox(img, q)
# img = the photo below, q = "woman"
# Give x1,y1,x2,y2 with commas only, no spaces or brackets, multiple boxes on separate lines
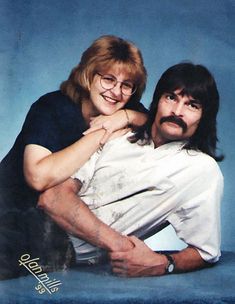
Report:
0,35,147,279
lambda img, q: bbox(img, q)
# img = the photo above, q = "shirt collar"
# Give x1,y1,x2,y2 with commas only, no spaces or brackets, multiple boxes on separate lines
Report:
152,140,187,152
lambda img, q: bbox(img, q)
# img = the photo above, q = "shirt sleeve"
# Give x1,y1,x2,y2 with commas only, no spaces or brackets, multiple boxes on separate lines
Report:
71,151,101,195
167,158,224,263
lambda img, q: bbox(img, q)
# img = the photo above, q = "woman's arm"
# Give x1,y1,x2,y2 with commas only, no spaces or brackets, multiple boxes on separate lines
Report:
83,109,148,144
24,105,147,192
89,109,147,129
125,109,148,127
24,129,106,191
24,126,130,192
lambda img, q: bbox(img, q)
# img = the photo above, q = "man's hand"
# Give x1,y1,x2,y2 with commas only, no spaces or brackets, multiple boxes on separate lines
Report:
110,236,208,277
110,236,167,277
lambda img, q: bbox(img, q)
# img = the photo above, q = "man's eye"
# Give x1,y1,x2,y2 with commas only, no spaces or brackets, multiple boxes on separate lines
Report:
188,102,201,110
166,94,175,101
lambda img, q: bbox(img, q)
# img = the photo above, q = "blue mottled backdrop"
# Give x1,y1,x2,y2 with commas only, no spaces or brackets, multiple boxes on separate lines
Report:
0,0,235,252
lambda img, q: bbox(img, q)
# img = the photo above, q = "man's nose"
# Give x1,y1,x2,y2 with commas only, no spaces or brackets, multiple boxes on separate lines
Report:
171,102,184,116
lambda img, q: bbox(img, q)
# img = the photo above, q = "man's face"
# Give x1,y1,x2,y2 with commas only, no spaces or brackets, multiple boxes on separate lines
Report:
151,89,203,147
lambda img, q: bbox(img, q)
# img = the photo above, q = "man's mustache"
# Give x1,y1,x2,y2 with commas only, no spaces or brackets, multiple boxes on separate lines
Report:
160,115,188,133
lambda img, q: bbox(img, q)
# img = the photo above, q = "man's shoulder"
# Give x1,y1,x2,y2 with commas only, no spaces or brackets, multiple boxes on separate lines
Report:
182,147,217,164
103,132,153,154
181,147,223,179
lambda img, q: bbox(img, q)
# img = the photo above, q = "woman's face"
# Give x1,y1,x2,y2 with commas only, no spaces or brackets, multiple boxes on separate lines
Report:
88,64,134,116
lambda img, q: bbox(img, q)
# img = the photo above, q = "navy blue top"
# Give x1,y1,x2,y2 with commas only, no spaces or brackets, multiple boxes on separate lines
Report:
0,91,87,212
0,91,147,213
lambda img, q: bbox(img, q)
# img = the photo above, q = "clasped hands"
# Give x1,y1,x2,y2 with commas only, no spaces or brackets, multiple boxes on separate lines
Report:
109,236,167,277
83,110,131,145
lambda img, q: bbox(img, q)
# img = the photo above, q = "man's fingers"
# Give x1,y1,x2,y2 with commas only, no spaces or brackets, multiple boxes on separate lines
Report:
128,235,142,246
111,259,126,266
109,251,126,260
111,261,129,276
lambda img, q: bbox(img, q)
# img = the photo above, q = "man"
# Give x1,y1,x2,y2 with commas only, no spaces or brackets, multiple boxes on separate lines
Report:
39,63,223,276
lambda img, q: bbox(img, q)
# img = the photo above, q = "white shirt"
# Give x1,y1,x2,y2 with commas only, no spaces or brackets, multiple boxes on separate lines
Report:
71,133,223,264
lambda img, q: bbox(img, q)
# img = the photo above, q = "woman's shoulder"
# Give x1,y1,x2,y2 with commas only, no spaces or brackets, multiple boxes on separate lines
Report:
32,90,76,108
29,91,82,117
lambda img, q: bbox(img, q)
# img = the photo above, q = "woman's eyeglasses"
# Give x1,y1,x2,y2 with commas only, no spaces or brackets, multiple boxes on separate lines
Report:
97,73,136,96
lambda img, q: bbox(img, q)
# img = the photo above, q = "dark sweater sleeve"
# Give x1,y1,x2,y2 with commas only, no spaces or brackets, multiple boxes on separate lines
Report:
21,92,86,153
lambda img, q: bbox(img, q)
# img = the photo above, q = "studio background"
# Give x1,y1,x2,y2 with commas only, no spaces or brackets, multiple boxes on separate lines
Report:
1,0,234,253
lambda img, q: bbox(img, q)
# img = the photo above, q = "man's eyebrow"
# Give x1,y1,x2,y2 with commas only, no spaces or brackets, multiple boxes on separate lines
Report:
189,98,202,104
165,91,177,97
165,91,202,105
178,91,202,104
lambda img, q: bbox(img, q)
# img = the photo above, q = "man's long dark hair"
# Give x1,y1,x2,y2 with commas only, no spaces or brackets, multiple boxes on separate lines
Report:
130,62,224,161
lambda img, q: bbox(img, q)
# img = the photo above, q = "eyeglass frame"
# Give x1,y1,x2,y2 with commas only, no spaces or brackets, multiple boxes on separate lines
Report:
97,73,137,96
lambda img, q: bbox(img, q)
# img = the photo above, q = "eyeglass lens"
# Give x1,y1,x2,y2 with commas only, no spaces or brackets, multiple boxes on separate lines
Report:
99,74,135,96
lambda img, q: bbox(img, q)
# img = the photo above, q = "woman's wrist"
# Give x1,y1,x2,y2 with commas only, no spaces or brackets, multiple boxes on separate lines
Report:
123,109,130,127
95,128,107,151
125,110,147,127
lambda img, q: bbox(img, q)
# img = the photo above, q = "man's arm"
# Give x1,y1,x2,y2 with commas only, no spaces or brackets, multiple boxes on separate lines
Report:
110,236,207,277
38,178,133,252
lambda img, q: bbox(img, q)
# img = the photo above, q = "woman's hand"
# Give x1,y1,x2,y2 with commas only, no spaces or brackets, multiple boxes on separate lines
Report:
83,110,130,144
83,110,130,145
105,128,132,143
83,109,147,144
